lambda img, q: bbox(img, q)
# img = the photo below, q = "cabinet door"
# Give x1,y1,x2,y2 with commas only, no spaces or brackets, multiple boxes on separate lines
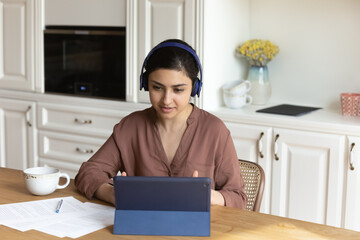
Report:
38,131,106,178
225,122,272,214
0,0,35,91
344,136,360,231
137,0,196,103
271,128,345,227
0,98,36,169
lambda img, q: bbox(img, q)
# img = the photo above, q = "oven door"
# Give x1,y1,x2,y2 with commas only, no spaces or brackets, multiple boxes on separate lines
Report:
44,27,126,100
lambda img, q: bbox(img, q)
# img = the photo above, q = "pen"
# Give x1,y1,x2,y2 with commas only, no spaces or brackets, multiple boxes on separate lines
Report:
56,199,63,213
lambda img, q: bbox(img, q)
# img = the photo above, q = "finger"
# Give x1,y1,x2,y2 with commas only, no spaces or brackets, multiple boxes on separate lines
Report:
121,171,127,176
192,170,199,178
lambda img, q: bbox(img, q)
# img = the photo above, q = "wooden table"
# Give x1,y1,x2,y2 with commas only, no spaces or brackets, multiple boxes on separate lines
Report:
1,167,359,240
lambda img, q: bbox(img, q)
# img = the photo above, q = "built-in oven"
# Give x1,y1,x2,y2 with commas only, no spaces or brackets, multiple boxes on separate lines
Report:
44,26,126,100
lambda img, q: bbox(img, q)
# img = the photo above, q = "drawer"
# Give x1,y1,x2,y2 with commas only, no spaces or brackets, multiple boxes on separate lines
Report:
39,130,106,165
37,103,129,138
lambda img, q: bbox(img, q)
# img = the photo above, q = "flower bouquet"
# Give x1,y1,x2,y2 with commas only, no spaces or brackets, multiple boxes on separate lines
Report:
236,39,279,67
235,39,279,105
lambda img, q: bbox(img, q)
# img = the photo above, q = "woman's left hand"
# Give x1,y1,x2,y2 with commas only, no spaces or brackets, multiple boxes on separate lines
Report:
191,170,225,206
210,189,225,206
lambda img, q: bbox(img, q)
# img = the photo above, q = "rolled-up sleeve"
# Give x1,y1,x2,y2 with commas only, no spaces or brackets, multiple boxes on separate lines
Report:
74,131,121,199
215,133,247,209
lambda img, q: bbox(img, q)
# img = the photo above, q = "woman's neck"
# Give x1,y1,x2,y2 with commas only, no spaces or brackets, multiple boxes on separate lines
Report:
156,103,193,132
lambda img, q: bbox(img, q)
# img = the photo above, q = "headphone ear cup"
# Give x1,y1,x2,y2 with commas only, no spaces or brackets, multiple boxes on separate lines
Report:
191,78,200,97
142,71,149,91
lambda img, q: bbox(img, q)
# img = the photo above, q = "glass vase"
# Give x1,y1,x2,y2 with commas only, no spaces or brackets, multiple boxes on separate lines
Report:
247,65,271,105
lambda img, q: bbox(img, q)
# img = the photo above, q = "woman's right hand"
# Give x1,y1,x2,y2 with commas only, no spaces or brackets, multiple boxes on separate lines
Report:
95,183,115,205
95,171,127,205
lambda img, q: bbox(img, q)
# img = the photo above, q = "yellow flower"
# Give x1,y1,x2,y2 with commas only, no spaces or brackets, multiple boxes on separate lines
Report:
236,39,279,66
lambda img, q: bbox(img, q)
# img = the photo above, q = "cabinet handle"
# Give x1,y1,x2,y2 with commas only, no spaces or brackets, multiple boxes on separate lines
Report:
349,142,355,171
76,147,94,154
26,106,32,127
258,132,264,158
74,118,92,124
274,134,280,161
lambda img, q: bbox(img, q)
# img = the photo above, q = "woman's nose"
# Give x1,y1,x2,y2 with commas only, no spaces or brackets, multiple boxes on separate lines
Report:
162,90,172,104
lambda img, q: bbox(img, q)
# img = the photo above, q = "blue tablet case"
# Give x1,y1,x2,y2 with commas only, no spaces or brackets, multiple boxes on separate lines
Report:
113,176,211,236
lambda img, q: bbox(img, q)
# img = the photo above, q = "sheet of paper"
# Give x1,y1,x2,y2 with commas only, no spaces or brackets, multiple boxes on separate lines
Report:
0,196,115,239
0,196,82,225
35,204,114,239
3,197,91,231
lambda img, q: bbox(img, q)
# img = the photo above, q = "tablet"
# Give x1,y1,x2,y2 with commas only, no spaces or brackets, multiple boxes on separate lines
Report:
113,176,211,236
256,104,321,116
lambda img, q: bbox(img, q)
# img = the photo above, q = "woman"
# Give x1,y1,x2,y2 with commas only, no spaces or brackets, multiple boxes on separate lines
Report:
75,39,247,209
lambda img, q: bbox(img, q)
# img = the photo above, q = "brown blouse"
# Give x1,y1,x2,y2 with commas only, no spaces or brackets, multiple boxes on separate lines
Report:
75,105,247,209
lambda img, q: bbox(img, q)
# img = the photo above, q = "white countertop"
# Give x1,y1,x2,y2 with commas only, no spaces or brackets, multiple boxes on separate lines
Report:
1,89,359,136
211,102,360,136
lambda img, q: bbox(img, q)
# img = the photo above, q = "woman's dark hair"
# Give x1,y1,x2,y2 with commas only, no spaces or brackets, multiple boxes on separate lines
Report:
144,39,200,84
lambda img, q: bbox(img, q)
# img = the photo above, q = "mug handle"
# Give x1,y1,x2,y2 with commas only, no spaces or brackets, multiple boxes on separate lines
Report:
57,173,70,189
246,95,253,105
244,80,252,92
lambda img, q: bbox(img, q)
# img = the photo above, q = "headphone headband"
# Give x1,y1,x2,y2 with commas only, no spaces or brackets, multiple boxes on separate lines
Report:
140,41,203,97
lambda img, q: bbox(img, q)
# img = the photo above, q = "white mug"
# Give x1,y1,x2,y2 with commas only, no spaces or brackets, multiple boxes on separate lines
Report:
23,167,70,196
222,80,251,96
223,93,253,109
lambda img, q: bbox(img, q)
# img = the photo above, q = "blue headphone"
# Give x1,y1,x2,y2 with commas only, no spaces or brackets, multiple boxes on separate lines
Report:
139,41,203,97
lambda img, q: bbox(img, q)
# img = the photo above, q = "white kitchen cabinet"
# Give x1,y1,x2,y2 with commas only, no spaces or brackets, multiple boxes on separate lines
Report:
271,128,345,228
37,103,129,138
45,0,126,27
0,98,37,169
38,131,106,178
224,120,347,228
0,0,35,91
344,136,360,231
37,102,129,178
225,122,272,214
133,0,196,103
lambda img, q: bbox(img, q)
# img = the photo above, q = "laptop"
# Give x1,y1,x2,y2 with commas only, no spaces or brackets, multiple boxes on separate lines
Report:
113,176,211,236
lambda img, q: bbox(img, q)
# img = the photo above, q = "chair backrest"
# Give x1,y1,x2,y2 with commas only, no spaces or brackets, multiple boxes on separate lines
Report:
238,159,265,212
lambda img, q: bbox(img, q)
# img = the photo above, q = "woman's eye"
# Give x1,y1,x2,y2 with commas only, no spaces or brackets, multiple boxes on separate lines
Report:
174,88,184,93
152,85,162,90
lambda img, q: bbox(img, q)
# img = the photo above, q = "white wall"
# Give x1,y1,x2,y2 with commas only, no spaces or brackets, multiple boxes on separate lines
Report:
202,0,250,110
249,0,360,110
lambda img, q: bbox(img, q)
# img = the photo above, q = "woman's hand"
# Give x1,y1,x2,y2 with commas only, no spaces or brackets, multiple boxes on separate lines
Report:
95,172,127,206
95,183,115,205
191,170,225,206
210,189,225,206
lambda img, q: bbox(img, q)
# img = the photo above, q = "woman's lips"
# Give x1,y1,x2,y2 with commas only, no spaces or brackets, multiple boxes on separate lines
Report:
161,106,174,113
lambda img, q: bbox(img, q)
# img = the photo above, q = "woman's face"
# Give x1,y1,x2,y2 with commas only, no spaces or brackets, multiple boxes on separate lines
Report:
148,68,193,121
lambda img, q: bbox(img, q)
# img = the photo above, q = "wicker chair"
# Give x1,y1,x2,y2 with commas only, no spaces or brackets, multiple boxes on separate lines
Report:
238,159,265,212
